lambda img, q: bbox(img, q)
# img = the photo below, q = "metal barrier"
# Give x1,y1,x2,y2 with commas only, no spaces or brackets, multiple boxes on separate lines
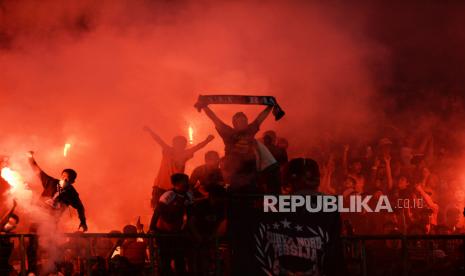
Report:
1,233,201,276
1,233,465,275
342,234,465,276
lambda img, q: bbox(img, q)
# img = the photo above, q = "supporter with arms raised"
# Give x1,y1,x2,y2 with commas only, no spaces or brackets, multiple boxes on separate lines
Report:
28,151,87,232
199,104,273,191
143,126,214,208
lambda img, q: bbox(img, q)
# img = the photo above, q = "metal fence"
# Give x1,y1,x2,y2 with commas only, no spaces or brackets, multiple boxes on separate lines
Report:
342,234,465,276
1,233,465,275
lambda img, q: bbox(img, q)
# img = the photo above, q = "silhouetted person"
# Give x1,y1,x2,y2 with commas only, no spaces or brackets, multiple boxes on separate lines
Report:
200,105,272,191
188,185,227,275
143,126,214,208
262,130,288,166
255,158,344,275
150,173,192,276
120,225,147,276
28,151,87,231
189,150,224,198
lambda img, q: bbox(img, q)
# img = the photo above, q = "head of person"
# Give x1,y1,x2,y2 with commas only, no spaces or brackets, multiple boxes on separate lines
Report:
349,159,363,174
378,137,393,156
3,213,19,233
60,169,77,188
171,173,189,193
263,130,277,146
205,151,220,169
232,112,248,131
172,136,188,151
122,224,137,234
398,175,410,190
343,176,356,189
122,225,137,242
282,158,320,193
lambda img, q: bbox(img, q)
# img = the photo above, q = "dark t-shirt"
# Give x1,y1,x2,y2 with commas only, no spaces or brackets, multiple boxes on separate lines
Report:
189,165,224,193
122,240,147,266
190,198,226,236
216,121,260,161
151,190,193,232
264,143,288,166
39,171,86,225
254,195,343,276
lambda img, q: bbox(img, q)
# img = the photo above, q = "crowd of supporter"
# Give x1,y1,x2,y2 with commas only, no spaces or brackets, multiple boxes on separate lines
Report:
1,97,465,275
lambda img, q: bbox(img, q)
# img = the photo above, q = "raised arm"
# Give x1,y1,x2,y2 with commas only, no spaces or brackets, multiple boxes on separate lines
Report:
342,144,350,176
201,106,228,128
252,105,273,126
415,184,439,212
143,126,170,149
320,156,336,194
384,155,393,191
188,135,215,153
28,151,42,175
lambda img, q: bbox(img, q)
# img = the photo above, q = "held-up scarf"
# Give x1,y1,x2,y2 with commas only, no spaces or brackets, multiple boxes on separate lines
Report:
195,94,285,120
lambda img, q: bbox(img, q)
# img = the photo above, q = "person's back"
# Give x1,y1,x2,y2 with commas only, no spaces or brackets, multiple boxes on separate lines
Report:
254,158,344,275
122,240,147,267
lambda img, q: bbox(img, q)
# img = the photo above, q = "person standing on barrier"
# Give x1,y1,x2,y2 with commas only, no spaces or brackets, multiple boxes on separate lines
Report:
150,173,192,276
28,151,88,232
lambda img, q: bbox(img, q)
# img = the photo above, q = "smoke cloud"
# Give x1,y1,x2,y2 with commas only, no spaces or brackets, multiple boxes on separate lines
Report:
1,0,464,230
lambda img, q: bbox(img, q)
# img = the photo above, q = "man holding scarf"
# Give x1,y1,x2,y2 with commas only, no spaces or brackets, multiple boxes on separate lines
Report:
196,94,284,274
199,104,272,191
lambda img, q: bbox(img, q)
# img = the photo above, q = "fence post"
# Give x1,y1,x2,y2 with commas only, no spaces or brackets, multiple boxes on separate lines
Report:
360,239,367,276
215,237,221,276
148,235,156,276
463,238,465,273
19,235,26,276
86,236,92,276
401,236,408,276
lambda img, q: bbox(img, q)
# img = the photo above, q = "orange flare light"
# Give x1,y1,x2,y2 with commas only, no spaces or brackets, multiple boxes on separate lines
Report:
188,125,194,144
1,167,22,191
64,143,71,157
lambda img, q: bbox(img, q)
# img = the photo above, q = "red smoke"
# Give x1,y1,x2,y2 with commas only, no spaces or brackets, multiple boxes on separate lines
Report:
1,1,464,231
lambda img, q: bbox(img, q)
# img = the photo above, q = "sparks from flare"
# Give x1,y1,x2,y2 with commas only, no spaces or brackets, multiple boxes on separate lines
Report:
188,125,194,144
1,167,30,198
64,143,71,157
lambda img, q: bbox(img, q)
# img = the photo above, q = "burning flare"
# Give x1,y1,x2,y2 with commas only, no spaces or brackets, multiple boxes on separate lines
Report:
1,167,23,192
1,167,32,202
63,143,71,157
188,125,194,144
